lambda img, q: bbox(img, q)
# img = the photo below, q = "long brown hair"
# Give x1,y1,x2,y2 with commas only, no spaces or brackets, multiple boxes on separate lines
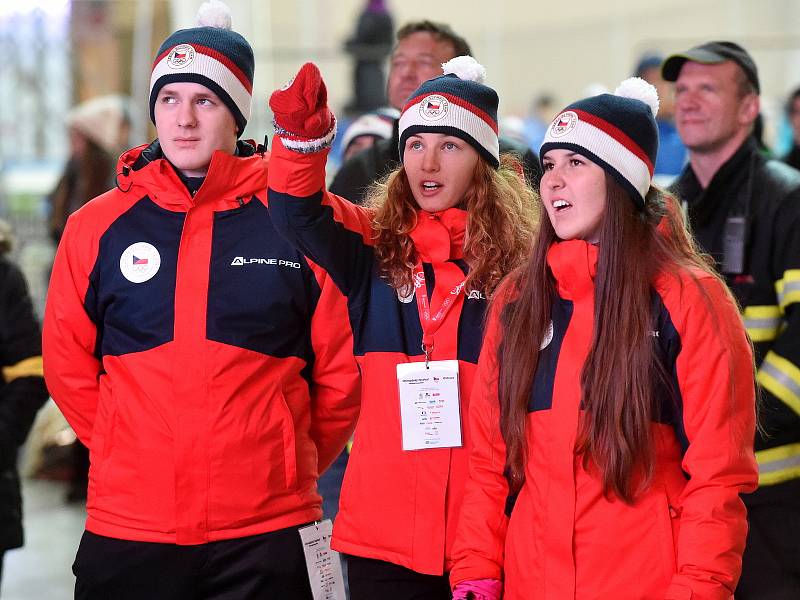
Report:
365,154,537,296
498,176,720,503
49,139,115,242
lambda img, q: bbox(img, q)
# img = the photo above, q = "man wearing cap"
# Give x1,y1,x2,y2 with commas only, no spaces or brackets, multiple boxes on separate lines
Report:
330,19,540,205
43,3,359,598
663,41,800,598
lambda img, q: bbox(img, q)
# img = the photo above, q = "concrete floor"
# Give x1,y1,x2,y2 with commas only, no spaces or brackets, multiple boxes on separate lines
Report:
2,479,85,600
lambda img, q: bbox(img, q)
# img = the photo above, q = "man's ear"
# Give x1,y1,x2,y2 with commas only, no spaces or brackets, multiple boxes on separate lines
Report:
740,93,760,127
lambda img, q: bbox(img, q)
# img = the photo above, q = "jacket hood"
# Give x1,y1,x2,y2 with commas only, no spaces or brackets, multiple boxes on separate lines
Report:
115,139,269,209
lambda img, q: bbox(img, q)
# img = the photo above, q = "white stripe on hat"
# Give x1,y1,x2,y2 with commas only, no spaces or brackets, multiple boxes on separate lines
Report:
543,116,650,199
399,97,499,162
150,49,251,121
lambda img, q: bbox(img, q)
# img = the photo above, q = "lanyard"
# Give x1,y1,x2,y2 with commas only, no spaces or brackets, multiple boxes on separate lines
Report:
412,262,466,365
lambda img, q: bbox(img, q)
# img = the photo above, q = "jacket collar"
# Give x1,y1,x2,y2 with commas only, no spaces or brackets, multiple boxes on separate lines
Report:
116,139,268,210
672,137,759,223
409,207,467,263
547,239,598,300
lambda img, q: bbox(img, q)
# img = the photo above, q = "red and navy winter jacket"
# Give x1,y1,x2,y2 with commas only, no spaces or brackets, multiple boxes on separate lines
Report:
43,140,360,545
268,137,488,576
450,240,758,599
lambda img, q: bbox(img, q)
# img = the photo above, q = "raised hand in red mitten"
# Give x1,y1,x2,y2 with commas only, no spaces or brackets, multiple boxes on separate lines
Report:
270,62,334,140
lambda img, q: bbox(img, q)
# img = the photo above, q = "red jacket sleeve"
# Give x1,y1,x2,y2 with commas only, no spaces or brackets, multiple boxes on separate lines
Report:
42,210,103,445
663,273,758,600
449,296,511,586
268,137,378,300
306,259,361,474
268,136,375,241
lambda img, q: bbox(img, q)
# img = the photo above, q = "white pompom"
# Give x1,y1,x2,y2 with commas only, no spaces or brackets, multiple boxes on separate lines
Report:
196,0,232,29
441,56,486,84
614,77,659,117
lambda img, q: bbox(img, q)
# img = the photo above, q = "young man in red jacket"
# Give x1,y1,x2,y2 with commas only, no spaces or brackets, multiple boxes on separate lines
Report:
42,4,359,599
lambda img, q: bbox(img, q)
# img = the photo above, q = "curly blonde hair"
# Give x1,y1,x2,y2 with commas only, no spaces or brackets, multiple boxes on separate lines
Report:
365,154,538,295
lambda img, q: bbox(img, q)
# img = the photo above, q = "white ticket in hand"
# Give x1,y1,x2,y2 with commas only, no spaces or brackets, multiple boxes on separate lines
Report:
298,520,346,600
397,360,462,450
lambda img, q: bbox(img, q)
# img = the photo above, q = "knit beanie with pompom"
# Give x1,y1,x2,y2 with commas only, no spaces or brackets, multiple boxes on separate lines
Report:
398,56,500,168
149,0,254,135
540,77,660,207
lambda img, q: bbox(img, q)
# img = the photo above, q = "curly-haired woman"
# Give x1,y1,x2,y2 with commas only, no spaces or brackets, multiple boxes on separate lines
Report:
267,57,537,599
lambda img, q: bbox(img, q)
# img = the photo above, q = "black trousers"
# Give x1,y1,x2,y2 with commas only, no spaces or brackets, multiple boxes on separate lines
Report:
737,480,800,600
345,555,450,600
73,526,314,600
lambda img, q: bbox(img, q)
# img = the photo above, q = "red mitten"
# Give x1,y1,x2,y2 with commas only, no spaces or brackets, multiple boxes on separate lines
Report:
270,62,334,139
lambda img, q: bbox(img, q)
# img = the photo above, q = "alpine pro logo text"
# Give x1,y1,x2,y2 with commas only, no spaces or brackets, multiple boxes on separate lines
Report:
231,256,302,268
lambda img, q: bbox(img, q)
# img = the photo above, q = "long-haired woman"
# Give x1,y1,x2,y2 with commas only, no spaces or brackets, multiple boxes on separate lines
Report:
450,79,758,600
267,57,536,599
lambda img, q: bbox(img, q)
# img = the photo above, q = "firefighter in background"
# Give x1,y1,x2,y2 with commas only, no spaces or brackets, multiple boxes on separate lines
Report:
663,41,800,598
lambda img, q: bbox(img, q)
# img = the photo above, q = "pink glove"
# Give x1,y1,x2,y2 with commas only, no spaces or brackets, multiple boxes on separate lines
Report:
452,579,503,600
270,62,335,142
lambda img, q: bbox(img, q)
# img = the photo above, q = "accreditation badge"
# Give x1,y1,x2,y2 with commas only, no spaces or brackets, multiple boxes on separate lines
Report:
298,519,346,600
396,360,462,451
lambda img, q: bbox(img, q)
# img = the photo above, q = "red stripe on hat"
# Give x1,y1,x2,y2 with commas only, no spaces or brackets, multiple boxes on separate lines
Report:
152,48,171,70
403,92,498,133
572,108,654,175
151,44,253,94
194,45,252,93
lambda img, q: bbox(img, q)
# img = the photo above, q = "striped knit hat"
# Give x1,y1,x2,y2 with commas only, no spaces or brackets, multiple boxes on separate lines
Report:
540,77,660,208
398,56,499,168
149,0,254,135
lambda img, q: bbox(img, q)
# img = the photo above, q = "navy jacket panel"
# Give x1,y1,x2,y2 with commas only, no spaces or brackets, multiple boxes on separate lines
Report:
207,198,321,363
86,196,184,358
527,296,574,413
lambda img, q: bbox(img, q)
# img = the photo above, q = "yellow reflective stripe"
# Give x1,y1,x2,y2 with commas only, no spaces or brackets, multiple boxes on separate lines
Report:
757,351,800,417
743,305,782,319
776,269,800,309
756,443,800,486
750,331,776,342
747,328,778,342
743,305,782,342
1,356,44,383
781,269,800,283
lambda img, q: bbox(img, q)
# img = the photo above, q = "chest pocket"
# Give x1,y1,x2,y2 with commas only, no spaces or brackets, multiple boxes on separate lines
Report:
207,199,319,360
